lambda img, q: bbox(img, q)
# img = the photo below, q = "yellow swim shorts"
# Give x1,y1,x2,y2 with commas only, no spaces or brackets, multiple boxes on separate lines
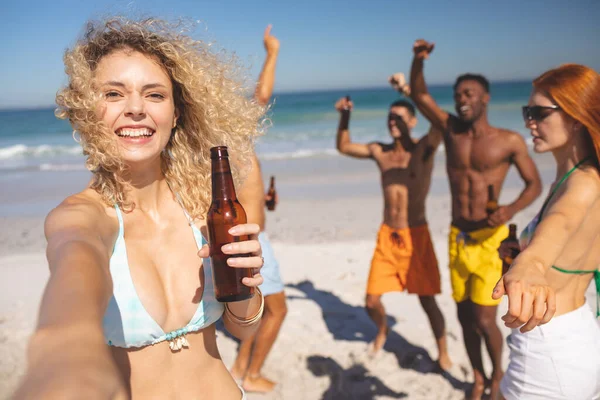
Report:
448,224,508,306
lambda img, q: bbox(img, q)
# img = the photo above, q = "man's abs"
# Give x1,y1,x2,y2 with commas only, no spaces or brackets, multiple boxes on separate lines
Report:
382,184,426,228
445,126,514,231
447,166,508,232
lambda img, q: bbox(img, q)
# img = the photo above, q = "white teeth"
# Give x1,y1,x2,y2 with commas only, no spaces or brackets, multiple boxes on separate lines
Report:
460,106,470,113
116,128,154,137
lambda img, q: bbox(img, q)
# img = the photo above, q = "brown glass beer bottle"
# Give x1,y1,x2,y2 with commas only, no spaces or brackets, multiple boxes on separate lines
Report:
265,176,276,211
501,224,520,275
207,146,255,302
486,184,499,215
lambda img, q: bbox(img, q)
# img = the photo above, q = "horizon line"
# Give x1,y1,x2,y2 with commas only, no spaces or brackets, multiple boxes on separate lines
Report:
0,77,534,112
275,77,534,96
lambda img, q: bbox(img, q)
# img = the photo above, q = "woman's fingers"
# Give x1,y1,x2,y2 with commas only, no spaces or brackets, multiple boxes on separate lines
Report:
228,223,261,237
502,282,555,332
227,255,263,269
222,239,260,256
502,280,523,325
540,287,557,325
197,244,210,258
505,290,533,329
492,276,506,299
517,290,534,326
511,291,544,333
520,288,546,333
242,272,263,287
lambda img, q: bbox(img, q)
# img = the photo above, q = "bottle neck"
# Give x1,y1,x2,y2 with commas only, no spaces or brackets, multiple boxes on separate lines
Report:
211,157,237,201
269,177,275,188
488,185,495,202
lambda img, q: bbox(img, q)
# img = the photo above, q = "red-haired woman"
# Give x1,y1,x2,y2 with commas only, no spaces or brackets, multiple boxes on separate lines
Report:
495,64,600,399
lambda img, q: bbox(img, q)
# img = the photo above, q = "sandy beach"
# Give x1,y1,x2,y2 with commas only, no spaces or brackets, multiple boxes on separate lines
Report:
0,150,597,400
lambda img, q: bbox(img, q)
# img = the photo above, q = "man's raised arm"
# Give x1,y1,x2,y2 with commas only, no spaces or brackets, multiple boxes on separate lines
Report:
335,97,373,159
255,25,279,106
409,39,450,132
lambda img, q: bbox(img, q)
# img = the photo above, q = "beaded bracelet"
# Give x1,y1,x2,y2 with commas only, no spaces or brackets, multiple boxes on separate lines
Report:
224,288,264,327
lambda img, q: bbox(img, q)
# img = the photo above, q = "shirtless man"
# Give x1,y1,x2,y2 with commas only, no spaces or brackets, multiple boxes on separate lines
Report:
230,25,287,393
334,80,451,370
409,39,542,399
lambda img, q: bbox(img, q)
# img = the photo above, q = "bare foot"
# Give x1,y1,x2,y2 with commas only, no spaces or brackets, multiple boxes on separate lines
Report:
243,374,276,393
437,353,453,372
230,364,246,384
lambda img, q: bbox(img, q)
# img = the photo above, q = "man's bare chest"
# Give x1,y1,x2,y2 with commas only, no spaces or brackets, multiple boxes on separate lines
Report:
445,133,509,171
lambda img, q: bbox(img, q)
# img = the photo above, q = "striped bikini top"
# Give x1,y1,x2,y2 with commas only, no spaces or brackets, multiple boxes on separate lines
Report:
102,203,224,348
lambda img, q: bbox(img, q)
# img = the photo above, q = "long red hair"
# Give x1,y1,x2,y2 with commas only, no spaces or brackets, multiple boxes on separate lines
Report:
533,64,600,168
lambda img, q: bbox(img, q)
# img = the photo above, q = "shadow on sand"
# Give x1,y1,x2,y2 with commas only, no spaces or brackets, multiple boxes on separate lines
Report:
216,279,470,395
306,355,408,400
286,280,470,393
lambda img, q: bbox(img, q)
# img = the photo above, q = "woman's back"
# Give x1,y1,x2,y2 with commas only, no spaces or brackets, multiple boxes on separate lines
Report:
542,164,600,315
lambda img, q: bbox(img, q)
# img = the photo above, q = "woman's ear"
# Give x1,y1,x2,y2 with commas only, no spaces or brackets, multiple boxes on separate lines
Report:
173,107,180,128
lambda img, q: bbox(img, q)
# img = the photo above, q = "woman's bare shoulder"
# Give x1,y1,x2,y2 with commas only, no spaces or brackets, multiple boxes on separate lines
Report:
567,165,600,197
45,188,118,250
49,188,110,220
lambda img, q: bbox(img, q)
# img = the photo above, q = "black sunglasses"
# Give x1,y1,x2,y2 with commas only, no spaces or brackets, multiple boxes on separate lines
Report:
522,105,561,122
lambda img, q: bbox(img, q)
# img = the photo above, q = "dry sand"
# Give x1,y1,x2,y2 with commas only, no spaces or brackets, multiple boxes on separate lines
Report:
1,152,597,399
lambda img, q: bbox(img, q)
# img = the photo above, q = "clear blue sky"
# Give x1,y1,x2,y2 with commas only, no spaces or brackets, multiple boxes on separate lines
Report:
1,0,598,109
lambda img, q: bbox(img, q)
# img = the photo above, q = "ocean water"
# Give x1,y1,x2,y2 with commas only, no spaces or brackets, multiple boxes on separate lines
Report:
0,81,533,172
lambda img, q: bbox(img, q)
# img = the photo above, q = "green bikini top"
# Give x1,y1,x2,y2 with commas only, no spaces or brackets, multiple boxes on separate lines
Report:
520,157,599,317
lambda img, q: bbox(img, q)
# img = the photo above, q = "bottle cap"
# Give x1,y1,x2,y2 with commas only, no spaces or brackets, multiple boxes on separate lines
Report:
210,146,229,159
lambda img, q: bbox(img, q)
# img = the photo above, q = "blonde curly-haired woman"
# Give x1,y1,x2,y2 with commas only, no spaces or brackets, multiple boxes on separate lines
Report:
14,17,268,399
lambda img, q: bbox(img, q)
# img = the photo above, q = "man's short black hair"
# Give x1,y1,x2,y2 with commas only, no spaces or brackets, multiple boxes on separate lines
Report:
454,74,490,93
389,99,416,116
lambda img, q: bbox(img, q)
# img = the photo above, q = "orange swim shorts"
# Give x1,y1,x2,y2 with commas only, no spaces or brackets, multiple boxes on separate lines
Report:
366,223,441,296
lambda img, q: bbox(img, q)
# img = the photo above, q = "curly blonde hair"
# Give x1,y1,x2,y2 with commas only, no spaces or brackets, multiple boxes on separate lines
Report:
56,17,266,219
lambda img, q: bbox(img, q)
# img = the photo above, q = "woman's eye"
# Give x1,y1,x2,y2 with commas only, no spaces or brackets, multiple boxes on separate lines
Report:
105,91,120,98
149,93,165,99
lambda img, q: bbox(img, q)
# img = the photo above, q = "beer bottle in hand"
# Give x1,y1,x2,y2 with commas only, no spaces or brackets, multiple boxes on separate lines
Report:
265,176,277,211
486,184,499,215
501,224,520,275
207,146,255,302
343,95,351,111
339,96,351,132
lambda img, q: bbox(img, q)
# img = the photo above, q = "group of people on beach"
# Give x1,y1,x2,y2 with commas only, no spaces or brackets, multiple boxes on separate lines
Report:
336,40,600,399
12,14,600,400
